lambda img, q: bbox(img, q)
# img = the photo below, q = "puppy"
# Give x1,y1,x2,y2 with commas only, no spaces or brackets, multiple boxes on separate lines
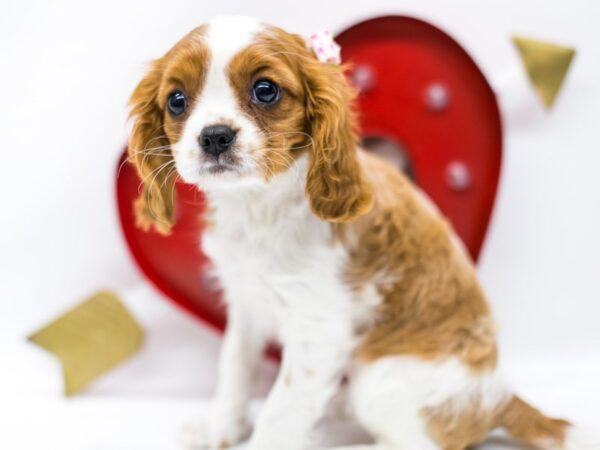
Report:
128,16,593,450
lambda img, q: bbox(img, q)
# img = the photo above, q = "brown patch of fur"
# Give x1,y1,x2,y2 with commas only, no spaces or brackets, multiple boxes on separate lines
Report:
338,152,497,371
128,26,209,234
498,396,570,448
424,395,569,450
424,396,505,450
302,58,373,223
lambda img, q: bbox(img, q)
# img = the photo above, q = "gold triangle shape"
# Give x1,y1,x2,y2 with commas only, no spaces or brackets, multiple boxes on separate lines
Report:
28,291,144,396
513,36,576,108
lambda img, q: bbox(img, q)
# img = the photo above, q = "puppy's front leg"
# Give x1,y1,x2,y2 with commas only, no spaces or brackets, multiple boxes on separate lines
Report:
183,303,266,449
249,321,353,450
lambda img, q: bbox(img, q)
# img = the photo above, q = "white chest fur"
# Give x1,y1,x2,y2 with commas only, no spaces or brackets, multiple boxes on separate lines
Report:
199,158,377,343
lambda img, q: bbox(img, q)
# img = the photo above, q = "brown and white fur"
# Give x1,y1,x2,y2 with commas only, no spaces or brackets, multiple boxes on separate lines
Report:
128,16,597,450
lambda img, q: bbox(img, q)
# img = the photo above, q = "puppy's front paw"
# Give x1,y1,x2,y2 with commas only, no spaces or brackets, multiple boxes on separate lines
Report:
180,416,250,449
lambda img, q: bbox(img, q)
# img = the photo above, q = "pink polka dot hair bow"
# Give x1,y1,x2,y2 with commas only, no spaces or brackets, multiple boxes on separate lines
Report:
308,30,341,64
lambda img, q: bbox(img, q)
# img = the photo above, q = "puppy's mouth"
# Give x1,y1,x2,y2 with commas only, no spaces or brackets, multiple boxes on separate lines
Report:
201,155,239,175
206,162,235,175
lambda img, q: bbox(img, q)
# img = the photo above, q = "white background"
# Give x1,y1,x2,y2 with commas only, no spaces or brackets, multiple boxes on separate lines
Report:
0,0,599,448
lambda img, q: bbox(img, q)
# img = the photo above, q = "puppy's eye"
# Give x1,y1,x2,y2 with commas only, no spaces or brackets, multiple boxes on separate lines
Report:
252,80,280,105
167,90,187,116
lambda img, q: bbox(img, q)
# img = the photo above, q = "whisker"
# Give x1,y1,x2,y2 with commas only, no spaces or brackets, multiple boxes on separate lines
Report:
140,159,175,188
117,147,173,176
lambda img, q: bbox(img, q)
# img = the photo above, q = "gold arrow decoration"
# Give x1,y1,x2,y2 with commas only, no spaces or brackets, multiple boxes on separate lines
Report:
512,36,576,109
28,290,144,396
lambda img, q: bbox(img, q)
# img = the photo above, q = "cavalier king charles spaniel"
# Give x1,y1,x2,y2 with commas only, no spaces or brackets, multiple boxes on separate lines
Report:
128,15,590,450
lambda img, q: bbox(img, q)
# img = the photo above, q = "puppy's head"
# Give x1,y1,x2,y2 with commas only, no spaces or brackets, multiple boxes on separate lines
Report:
128,16,372,234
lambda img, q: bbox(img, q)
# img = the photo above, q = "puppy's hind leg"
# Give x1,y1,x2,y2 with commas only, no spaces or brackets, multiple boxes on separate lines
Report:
335,358,442,450
332,356,510,450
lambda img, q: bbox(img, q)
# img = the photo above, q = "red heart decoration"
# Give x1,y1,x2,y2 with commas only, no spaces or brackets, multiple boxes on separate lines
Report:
116,16,502,331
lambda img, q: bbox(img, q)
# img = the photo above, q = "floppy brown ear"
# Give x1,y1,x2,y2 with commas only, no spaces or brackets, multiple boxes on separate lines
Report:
128,59,176,235
303,59,373,223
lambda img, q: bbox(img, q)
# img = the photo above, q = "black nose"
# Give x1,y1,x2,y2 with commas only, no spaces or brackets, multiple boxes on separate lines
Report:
199,125,236,156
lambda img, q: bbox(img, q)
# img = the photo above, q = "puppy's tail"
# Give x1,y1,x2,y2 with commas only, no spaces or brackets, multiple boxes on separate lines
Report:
498,395,599,449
